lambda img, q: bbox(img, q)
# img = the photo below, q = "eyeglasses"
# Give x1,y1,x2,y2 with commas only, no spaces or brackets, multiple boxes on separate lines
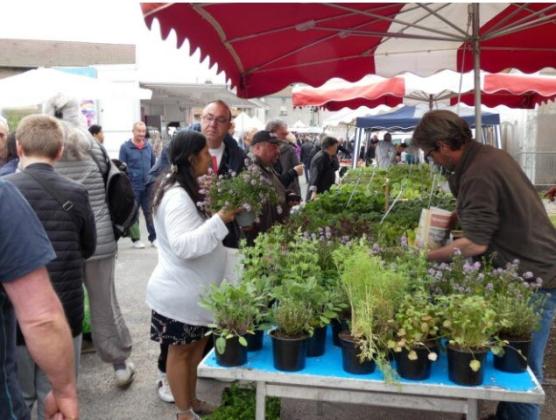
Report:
202,114,230,125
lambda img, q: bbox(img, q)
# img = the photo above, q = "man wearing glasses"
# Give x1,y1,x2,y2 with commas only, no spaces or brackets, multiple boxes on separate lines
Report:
412,110,556,420
200,99,247,261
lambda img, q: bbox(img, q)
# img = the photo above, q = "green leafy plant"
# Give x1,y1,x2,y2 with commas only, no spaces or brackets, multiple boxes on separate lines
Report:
206,384,280,420
334,243,410,381
271,296,313,338
438,294,500,371
389,290,440,362
200,281,264,353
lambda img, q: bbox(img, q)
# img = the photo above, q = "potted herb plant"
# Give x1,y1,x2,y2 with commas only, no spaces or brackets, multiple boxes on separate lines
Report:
484,262,546,373
390,290,440,380
270,295,313,372
200,281,263,367
200,162,278,227
438,294,500,386
335,244,408,379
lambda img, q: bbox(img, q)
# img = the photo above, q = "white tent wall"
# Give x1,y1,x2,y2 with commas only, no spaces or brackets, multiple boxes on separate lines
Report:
94,65,143,158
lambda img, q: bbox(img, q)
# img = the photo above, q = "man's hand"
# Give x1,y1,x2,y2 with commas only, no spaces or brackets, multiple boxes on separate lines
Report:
294,164,304,176
44,389,79,420
545,186,556,201
310,191,317,201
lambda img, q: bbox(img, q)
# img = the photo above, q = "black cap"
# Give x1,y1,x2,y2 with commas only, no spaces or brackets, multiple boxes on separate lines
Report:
251,130,280,146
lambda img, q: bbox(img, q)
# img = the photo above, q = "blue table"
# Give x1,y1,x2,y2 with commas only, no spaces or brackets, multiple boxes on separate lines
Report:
199,327,544,419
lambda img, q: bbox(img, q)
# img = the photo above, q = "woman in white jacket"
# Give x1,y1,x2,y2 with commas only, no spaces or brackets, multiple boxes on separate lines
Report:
146,130,237,420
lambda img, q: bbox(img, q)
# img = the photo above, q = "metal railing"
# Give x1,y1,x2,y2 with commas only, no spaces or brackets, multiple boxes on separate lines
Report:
516,152,556,186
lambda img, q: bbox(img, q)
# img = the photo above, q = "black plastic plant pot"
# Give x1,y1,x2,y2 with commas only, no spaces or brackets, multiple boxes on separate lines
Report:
331,318,349,347
339,334,375,374
493,339,531,373
246,329,264,352
236,211,256,227
270,330,308,372
307,325,327,357
214,336,247,367
394,346,433,380
447,345,487,386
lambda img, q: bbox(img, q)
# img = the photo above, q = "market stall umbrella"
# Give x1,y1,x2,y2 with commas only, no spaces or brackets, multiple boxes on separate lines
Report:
292,70,556,110
142,3,556,99
0,67,152,108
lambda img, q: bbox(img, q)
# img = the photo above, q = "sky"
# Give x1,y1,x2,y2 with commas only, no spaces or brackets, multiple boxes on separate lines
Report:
0,0,227,84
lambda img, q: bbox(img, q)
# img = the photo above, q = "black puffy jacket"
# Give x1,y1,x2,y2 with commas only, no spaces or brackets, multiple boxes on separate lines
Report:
6,163,97,341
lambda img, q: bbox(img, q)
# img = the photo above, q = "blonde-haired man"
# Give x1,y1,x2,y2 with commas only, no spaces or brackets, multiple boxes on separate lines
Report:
5,114,97,419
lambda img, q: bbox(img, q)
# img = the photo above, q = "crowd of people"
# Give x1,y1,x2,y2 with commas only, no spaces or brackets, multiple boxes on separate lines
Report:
0,99,555,420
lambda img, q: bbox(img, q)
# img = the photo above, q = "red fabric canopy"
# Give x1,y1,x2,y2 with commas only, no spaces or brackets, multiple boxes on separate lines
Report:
293,77,404,110
457,73,556,108
142,3,556,98
292,72,556,110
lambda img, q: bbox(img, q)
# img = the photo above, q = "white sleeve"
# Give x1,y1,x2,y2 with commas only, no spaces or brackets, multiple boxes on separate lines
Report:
163,189,229,260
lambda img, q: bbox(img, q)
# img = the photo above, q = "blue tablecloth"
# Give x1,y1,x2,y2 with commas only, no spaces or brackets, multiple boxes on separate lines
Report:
203,326,537,392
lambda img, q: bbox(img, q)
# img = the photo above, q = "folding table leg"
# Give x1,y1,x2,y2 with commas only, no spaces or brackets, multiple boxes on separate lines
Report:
467,399,478,420
256,381,266,420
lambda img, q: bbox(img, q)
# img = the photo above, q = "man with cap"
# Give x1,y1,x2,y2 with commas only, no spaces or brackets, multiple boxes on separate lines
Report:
245,130,290,242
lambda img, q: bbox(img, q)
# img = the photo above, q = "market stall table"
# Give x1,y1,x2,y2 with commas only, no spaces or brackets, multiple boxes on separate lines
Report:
198,329,544,420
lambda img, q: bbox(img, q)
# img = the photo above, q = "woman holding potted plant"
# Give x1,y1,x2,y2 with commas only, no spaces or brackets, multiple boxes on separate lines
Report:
146,130,238,420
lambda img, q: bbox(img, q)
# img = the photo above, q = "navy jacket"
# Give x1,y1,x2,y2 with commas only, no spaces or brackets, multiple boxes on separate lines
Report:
119,139,155,192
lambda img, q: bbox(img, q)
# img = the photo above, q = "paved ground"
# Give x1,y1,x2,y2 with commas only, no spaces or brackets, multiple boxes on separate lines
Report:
77,220,556,420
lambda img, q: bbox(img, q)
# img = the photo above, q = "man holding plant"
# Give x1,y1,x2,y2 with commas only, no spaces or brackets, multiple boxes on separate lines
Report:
412,110,556,420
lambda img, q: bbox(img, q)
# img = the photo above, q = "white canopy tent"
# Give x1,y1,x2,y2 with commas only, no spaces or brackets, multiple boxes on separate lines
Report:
0,67,152,109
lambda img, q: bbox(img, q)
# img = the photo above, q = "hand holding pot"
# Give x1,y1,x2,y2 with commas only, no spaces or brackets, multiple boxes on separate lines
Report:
217,207,240,223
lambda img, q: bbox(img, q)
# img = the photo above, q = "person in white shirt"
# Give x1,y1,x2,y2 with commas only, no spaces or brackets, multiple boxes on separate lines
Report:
146,130,237,420
375,132,397,168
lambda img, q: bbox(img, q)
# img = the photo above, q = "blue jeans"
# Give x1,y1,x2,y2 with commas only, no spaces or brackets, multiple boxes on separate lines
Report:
131,188,156,243
496,289,556,420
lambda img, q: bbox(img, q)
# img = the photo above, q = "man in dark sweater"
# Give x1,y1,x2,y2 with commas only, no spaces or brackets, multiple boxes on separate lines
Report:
6,115,96,418
413,110,556,420
307,136,340,201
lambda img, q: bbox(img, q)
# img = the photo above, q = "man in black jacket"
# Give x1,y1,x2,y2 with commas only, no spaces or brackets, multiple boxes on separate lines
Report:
300,138,317,182
201,100,247,252
6,115,96,418
307,136,340,201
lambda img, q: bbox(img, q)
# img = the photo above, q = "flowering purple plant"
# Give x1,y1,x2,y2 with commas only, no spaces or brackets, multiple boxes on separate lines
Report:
198,162,278,217
427,251,546,340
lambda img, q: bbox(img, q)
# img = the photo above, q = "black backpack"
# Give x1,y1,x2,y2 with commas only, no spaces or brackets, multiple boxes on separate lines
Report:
88,144,139,240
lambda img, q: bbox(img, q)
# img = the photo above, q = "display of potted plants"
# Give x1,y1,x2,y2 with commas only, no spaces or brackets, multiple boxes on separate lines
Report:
438,294,500,386
199,162,278,227
200,281,264,367
390,290,440,380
